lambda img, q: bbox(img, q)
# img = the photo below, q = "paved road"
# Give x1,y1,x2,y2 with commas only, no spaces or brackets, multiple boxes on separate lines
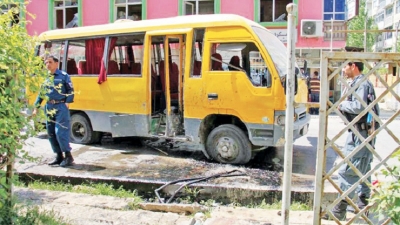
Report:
15,111,399,224
291,109,399,173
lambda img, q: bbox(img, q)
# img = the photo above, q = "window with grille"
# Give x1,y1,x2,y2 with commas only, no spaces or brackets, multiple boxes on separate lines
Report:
115,0,142,21
379,0,385,8
396,1,400,14
1,3,19,24
184,0,214,15
386,6,393,16
54,0,79,29
259,0,291,22
323,0,345,20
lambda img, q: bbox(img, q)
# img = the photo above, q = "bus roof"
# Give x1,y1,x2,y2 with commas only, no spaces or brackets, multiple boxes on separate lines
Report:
38,14,264,41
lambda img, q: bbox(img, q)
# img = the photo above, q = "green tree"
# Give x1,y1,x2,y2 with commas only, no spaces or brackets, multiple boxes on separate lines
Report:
0,0,46,218
346,0,376,52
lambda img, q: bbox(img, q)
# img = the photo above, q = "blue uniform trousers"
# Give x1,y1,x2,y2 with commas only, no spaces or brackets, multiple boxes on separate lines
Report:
338,128,373,199
310,93,320,115
45,103,71,153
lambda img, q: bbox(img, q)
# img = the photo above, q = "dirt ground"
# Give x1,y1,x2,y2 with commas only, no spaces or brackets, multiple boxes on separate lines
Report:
14,187,353,225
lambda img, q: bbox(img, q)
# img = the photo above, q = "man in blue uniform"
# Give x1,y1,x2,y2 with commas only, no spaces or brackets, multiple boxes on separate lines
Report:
324,61,379,220
33,55,75,167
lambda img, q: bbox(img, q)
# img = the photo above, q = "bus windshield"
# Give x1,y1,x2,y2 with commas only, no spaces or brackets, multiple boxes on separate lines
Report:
252,26,287,78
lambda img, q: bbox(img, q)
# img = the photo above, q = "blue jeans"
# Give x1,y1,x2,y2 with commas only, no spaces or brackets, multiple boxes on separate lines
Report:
45,103,71,153
310,93,320,114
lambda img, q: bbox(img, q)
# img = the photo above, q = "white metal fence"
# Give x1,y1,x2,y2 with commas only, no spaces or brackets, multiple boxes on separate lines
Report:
313,51,400,224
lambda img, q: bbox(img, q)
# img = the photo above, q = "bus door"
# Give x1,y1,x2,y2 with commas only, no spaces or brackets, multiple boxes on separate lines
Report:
145,29,192,137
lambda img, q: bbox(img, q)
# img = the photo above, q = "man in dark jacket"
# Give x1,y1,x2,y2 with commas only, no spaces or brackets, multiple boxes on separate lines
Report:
324,61,379,220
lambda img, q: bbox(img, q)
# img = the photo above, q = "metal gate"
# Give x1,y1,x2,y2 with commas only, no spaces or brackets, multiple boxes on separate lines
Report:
313,51,400,224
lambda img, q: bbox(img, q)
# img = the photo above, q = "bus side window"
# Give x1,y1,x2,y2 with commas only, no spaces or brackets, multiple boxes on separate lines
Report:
110,35,144,76
190,28,205,77
65,40,86,75
210,42,245,72
249,51,271,87
209,42,271,87
40,41,64,70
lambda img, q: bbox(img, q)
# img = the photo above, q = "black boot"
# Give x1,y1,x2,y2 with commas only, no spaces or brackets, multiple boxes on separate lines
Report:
60,151,74,167
357,194,369,216
322,200,348,220
48,152,64,165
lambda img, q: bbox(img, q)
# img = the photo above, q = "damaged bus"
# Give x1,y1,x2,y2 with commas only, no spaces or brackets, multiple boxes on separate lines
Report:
30,14,310,164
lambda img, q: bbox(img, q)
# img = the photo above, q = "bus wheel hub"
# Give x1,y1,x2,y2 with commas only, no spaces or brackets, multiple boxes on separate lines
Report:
216,138,238,159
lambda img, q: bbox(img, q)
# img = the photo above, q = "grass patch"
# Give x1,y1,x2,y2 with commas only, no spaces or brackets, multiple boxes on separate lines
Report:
0,204,70,225
252,199,311,211
226,199,311,211
16,180,143,208
16,180,312,212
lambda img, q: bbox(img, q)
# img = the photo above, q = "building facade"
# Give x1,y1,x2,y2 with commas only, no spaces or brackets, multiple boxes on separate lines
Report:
3,0,347,97
368,0,400,52
4,1,348,59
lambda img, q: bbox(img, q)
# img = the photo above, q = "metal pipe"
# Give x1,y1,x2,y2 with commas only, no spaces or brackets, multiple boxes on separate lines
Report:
364,16,367,52
281,3,296,225
330,18,333,52
393,21,399,53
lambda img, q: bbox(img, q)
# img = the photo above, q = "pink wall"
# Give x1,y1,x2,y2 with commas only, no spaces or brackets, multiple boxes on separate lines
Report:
220,0,253,20
82,0,109,26
147,0,178,19
26,0,48,36
296,0,345,48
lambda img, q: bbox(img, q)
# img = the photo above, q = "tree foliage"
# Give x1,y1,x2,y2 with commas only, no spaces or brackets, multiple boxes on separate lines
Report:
346,0,376,52
0,0,46,212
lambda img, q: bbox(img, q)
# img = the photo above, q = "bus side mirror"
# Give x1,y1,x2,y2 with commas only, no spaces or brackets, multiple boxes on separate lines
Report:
283,69,298,95
265,70,272,87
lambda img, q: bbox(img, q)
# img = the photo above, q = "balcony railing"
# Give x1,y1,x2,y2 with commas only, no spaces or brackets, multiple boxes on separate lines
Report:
323,21,347,41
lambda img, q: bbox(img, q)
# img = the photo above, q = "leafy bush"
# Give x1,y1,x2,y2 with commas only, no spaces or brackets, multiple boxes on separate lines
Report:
370,150,400,224
0,0,46,216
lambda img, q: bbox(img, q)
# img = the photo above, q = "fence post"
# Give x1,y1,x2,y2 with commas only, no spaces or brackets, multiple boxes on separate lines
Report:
281,3,297,225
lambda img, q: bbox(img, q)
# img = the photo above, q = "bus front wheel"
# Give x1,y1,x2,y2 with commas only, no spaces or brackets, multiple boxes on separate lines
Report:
70,113,101,144
206,124,251,164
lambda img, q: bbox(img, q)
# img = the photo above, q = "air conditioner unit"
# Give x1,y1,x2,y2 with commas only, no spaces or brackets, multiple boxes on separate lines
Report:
301,20,324,37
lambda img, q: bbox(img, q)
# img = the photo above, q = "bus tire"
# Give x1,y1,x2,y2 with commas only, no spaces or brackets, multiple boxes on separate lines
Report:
206,124,252,164
70,113,101,144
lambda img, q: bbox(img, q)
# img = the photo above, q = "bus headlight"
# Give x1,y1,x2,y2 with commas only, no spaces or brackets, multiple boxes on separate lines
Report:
277,114,297,125
277,115,285,125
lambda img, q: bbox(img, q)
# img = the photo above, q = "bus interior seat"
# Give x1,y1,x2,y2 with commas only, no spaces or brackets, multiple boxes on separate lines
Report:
151,65,161,91
67,59,78,74
131,62,141,74
108,60,120,74
120,63,130,74
170,62,179,94
211,53,223,71
229,55,241,71
159,60,179,102
78,60,87,75
151,64,163,113
159,60,165,89
193,60,201,75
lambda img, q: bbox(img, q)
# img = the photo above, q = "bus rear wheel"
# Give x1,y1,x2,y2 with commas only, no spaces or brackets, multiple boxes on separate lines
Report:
70,113,101,144
206,124,251,164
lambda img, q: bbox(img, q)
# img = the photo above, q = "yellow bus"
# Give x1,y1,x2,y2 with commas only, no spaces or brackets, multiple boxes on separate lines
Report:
31,14,310,164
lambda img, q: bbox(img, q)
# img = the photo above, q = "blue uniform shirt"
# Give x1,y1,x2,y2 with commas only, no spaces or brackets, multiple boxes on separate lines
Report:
34,69,74,107
339,74,380,121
